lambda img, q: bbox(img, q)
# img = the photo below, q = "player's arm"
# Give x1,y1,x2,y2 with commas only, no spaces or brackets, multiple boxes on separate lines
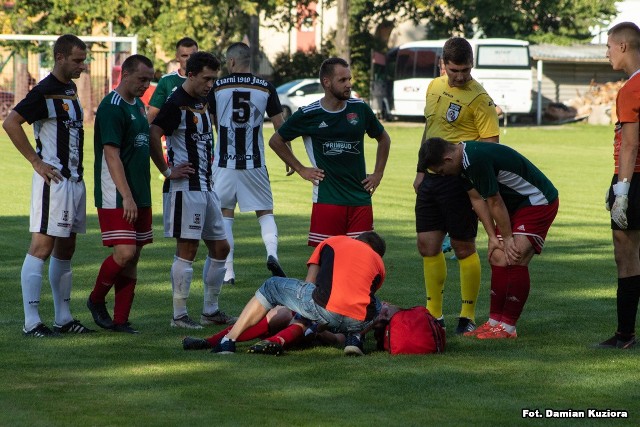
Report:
475,95,500,143
611,121,640,228
270,113,295,176
3,110,62,184
305,263,320,283
413,123,428,193
362,129,390,194
146,106,160,124
485,192,520,265
269,131,324,185
468,188,500,260
149,124,194,180
103,144,137,224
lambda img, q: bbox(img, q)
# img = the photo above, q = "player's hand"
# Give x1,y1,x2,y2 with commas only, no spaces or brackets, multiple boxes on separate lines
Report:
285,164,295,176
413,172,425,194
487,235,503,262
169,162,194,179
298,166,325,186
611,195,629,229
34,160,62,185
362,172,382,194
502,236,521,265
122,196,138,224
605,187,611,211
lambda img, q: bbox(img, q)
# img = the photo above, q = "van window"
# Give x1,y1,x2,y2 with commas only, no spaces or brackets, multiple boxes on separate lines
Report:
395,48,441,80
476,45,530,69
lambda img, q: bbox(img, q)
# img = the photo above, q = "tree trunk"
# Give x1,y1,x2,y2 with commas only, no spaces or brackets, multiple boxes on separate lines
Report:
336,0,350,61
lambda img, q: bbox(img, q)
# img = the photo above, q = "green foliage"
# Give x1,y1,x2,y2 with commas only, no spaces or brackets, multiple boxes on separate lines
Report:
271,48,326,86
423,0,618,44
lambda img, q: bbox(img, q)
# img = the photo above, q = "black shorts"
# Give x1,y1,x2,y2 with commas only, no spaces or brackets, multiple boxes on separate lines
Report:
415,174,478,239
609,173,640,230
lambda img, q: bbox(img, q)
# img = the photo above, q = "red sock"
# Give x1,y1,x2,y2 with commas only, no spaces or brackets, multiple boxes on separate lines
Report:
501,265,530,326
91,255,123,303
266,323,304,348
205,316,270,346
113,275,136,325
489,265,509,322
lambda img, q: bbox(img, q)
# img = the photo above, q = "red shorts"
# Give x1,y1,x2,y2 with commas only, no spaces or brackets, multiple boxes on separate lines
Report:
496,198,559,254
308,203,373,247
97,207,153,247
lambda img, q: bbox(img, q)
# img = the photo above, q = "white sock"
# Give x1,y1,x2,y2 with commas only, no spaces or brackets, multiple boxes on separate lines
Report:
488,318,500,327
49,256,73,326
258,214,278,259
171,256,193,319
21,254,44,331
203,256,226,314
500,322,516,333
223,217,235,281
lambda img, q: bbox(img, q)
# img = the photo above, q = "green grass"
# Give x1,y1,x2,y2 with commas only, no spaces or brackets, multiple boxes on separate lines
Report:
1,123,637,426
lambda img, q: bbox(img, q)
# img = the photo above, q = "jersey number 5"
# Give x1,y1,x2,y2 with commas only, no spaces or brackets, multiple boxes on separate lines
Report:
233,91,251,124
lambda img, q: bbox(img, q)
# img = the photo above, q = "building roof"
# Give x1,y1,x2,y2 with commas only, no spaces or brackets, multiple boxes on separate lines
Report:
529,43,609,63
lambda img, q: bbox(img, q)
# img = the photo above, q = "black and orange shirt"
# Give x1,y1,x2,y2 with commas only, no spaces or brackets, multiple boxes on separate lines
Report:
308,235,385,321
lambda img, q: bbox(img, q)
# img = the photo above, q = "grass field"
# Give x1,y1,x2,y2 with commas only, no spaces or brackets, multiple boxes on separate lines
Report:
0,122,637,426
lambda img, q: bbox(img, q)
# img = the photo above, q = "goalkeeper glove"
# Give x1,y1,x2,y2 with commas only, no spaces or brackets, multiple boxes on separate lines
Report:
611,179,630,229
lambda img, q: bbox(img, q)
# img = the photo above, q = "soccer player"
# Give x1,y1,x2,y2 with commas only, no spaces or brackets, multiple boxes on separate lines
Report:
421,137,558,339
147,37,199,124
210,42,286,284
87,55,156,334
269,57,391,247
211,232,386,356
597,22,640,350
3,34,94,337
149,51,236,328
413,37,500,334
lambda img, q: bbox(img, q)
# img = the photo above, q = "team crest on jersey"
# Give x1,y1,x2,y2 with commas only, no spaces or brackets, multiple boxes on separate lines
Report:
193,115,199,124
346,112,359,125
134,133,149,148
446,103,461,122
62,103,70,111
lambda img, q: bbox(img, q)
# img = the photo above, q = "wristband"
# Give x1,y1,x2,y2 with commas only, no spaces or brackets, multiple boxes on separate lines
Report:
162,168,172,178
613,178,630,196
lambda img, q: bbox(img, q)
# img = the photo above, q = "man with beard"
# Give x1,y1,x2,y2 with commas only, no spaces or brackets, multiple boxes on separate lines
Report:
269,57,391,247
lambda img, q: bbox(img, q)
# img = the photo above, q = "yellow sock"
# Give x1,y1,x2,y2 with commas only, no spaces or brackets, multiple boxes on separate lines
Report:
458,252,481,321
423,253,446,319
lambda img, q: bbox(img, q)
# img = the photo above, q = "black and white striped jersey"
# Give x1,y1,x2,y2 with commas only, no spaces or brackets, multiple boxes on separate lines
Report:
210,73,282,169
13,74,84,181
153,86,214,192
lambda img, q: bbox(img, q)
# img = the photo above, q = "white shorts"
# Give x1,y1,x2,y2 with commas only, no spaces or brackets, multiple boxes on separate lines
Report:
163,190,226,241
213,166,273,212
30,172,86,237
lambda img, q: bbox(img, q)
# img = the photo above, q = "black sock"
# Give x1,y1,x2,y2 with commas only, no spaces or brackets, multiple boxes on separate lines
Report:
616,275,640,338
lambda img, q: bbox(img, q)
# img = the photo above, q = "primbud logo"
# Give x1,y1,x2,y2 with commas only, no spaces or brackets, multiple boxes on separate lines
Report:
322,141,360,156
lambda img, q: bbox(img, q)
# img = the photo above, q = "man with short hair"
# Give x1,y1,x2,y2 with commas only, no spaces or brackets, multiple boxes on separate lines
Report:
147,37,199,124
597,21,640,349
150,51,236,328
211,231,387,356
87,55,157,334
421,137,558,339
3,34,94,337
210,42,286,284
414,37,500,334
269,57,391,247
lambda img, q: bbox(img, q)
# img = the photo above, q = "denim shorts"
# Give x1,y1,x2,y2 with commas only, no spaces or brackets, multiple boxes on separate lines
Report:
255,276,381,334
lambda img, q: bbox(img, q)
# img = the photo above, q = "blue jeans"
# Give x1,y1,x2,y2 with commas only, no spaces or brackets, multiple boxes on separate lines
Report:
255,277,380,334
